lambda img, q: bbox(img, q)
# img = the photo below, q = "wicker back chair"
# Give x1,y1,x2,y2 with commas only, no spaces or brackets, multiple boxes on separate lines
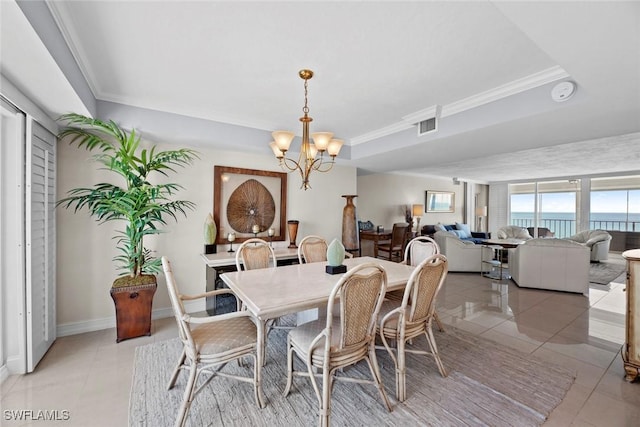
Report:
297,235,329,264
298,235,354,264
283,263,392,426
235,238,276,271
162,257,264,427
377,254,449,402
386,236,445,332
403,236,440,266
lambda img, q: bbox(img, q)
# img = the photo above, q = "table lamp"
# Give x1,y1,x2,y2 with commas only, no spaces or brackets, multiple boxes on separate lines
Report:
412,204,424,233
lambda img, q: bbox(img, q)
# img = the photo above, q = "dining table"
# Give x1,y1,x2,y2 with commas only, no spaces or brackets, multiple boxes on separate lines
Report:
219,256,416,390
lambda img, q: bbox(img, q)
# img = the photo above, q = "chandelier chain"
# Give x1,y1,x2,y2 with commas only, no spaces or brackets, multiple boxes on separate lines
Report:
303,78,309,115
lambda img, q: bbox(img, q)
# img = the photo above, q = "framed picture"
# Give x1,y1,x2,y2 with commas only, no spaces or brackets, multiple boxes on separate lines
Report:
214,166,287,244
426,190,455,213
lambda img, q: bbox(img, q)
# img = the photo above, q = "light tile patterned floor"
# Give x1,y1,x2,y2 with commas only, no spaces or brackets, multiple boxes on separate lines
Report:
1,254,638,426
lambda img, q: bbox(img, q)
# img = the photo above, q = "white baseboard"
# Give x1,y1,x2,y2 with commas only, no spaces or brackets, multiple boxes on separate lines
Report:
56,300,203,337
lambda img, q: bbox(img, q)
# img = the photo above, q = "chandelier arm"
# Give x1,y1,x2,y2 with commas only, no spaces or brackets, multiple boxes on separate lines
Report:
311,157,336,173
280,156,304,173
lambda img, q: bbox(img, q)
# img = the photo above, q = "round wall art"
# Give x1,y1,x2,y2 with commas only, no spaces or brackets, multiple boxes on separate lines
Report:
226,178,276,233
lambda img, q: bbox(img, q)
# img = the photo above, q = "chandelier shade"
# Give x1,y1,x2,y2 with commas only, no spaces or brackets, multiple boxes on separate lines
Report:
269,69,343,190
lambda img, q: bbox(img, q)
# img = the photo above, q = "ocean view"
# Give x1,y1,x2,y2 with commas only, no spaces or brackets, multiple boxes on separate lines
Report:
511,212,640,237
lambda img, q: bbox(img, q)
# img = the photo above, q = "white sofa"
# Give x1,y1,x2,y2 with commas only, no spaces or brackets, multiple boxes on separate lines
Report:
433,231,489,272
509,238,590,295
564,229,612,262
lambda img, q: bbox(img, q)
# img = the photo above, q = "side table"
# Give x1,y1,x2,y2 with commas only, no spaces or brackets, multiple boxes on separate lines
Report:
481,244,510,280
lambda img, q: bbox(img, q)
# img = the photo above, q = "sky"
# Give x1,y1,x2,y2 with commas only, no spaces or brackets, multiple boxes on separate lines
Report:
511,190,640,213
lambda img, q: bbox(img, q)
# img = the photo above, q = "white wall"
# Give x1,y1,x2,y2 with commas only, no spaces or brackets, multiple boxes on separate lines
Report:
357,173,465,227
56,139,356,335
356,173,466,255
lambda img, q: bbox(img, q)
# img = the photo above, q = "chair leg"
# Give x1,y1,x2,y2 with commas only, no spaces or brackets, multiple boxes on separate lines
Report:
319,367,333,427
252,352,265,408
167,348,186,390
367,346,392,411
396,338,406,402
283,335,294,397
175,363,198,427
425,325,448,377
433,311,446,333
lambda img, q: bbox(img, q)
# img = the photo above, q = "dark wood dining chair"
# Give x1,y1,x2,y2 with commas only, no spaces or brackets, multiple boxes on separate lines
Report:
377,222,410,262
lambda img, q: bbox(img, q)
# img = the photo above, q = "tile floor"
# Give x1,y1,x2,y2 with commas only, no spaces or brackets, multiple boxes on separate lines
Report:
1,254,639,426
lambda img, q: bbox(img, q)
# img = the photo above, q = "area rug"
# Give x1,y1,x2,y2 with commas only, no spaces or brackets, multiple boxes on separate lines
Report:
589,261,626,285
129,326,575,427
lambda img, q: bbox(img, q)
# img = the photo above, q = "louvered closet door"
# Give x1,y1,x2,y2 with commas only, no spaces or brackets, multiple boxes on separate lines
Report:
26,120,56,372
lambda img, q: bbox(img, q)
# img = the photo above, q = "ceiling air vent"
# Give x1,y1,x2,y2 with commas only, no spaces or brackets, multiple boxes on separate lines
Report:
418,117,437,136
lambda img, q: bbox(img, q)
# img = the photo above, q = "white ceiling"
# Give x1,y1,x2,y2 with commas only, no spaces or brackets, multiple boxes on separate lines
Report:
5,1,640,182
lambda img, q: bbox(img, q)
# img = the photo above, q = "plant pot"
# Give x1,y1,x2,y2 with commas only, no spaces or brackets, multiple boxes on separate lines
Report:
110,275,157,343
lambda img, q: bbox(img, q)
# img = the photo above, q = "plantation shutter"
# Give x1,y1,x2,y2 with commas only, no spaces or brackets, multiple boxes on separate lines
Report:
25,119,56,372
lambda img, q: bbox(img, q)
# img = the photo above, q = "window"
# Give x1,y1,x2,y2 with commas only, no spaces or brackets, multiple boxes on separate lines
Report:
509,180,580,238
590,176,640,231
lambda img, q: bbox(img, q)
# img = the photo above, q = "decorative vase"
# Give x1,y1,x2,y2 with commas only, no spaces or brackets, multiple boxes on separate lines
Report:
288,220,299,248
327,238,346,266
326,238,347,274
204,213,217,254
341,195,358,253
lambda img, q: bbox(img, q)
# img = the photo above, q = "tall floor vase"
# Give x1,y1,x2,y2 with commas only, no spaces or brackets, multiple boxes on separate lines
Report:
287,220,299,248
341,195,359,253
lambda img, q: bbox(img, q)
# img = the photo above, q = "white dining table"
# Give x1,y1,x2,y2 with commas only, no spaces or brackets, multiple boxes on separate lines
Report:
220,256,415,320
219,256,415,388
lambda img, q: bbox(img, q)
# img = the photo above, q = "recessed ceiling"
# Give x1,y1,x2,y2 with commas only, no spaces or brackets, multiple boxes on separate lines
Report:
6,1,640,182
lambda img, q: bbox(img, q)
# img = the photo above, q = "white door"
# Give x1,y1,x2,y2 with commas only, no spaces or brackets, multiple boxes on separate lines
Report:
25,120,56,372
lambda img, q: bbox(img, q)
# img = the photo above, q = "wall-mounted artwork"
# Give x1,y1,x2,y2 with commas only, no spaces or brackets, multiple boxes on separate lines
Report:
426,190,455,213
214,166,287,244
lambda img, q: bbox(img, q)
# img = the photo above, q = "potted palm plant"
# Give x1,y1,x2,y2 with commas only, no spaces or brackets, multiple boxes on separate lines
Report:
57,113,198,342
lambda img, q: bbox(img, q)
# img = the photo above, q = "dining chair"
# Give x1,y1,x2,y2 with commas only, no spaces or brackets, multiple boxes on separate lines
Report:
377,254,449,402
377,222,410,262
235,238,277,271
388,236,446,332
297,235,329,264
283,262,392,427
297,235,354,264
236,238,291,335
161,257,264,427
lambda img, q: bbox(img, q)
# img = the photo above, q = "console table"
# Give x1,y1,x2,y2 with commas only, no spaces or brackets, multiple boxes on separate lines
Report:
201,248,299,314
622,249,640,382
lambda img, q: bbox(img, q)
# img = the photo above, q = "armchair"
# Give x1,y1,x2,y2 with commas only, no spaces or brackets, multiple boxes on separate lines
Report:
509,238,590,295
496,225,532,241
564,229,612,261
433,231,489,272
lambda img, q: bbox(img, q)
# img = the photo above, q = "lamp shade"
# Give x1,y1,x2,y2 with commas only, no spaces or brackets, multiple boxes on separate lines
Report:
475,206,488,216
327,139,343,157
412,204,424,216
272,130,295,152
311,132,333,151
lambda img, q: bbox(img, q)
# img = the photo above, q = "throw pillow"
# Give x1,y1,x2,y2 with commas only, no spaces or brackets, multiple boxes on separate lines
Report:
434,223,447,232
444,224,455,231
453,230,467,239
455,222,472,238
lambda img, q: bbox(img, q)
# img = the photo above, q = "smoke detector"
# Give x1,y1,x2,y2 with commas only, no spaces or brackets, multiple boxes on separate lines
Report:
551,81,576,102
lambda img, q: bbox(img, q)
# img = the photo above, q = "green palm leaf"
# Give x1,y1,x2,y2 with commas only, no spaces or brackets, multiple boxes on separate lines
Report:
57,113,198,278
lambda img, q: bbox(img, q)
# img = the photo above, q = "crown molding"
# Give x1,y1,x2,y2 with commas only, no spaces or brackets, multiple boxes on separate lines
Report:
350,66,570,146
402,105,442,125
441,66,570,118
46,2,100,99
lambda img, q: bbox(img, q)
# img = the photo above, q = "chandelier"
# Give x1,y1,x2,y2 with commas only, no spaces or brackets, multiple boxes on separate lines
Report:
269,69,343,190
